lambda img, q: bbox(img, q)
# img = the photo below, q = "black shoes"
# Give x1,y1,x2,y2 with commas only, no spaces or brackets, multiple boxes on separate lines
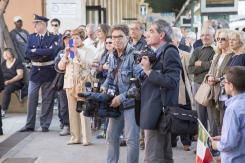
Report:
41,128,49,132
19,127,35,132
0,128,3,135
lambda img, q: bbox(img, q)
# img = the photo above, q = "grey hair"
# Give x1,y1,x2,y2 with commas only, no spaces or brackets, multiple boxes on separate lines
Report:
86,23,97,32
201,26,215,37
172,27,182,43
187,32,196,42
152,19,173,43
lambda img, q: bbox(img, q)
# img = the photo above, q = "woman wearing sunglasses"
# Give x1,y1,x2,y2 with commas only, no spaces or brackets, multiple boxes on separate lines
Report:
206,29,234,135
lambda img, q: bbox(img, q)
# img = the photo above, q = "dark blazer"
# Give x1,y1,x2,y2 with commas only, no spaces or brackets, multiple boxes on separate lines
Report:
140,44,182,130
25,32,59,83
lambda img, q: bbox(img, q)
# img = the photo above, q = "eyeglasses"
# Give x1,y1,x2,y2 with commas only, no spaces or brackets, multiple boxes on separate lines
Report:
112,35,124,40
216,37,227,42
51,24,59,27
106,41,113,44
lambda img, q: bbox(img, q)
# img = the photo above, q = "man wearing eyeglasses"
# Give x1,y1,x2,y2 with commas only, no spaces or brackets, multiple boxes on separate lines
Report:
188,26,217,136
129,21,147,52
101,25,142,163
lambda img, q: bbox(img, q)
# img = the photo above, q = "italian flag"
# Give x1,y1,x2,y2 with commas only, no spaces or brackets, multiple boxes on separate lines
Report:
196,120,213,163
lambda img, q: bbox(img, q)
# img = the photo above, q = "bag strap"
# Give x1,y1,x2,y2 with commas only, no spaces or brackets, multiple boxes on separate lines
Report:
14,29,27,44
154,44,178,107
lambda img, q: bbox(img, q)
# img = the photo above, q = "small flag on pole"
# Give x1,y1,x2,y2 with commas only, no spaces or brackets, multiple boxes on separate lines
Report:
196,119,213,163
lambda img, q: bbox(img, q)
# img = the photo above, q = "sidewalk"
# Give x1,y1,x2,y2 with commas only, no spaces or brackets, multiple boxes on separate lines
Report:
0,112,196,163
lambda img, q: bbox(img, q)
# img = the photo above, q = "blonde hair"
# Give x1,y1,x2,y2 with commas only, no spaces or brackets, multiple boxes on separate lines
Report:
215,29,231,55
228,30,245,54
71,28,86,40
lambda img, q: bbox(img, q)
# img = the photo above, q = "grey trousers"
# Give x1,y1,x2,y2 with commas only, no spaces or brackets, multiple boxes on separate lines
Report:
25,81,55,129
57,90,69,126
193,82,218,136
144,130,173,163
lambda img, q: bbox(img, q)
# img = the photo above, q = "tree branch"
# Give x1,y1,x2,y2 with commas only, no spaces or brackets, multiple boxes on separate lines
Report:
0,0,9,16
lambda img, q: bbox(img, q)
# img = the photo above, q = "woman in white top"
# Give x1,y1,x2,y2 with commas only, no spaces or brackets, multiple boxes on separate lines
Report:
58,29,96,145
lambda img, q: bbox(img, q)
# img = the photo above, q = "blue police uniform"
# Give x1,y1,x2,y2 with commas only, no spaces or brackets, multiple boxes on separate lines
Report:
20,15,59,132
26,32,59,83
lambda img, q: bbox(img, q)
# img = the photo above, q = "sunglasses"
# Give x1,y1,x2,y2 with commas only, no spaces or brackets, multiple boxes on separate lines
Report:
51,24,59,27
216,37,227,42
106,41,113,44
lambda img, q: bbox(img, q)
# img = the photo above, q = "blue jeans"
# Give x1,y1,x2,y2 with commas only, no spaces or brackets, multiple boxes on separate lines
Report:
106,109,139,163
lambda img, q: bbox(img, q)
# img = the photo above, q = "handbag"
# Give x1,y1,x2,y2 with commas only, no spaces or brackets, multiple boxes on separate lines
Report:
158,106,198,135
156,44,198,135
51,73,64,91
194,79,211,107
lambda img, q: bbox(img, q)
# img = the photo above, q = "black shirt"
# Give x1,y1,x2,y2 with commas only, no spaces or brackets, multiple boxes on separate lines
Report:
2,59,24,86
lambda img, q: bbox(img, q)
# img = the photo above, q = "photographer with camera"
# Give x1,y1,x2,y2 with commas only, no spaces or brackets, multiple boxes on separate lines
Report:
100,25,142,163
140,20,182,163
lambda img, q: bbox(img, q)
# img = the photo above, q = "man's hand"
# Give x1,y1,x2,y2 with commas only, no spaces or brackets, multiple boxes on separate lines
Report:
195,60,202,67
208,76,216,86
4,80,10,85
100,86,107,94
31,49,37,52
211,140,218,150
110,95,121,108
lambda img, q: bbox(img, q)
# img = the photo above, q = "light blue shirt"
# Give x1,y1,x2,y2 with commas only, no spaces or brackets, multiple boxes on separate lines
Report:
217,92,245,163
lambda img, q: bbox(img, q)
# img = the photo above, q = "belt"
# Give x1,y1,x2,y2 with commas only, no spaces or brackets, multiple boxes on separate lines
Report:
31,60,55,66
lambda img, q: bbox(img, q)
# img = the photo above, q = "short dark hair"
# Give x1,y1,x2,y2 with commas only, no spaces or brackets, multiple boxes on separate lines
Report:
51,18,61,26
98,24,111,37
3,48,14,56
111,25,129,36
225,66,245,92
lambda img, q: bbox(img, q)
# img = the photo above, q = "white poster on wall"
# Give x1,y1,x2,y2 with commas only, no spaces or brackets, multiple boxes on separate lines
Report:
46,0,86,32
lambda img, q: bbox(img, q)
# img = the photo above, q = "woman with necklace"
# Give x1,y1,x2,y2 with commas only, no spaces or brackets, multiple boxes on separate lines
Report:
1,48,24,117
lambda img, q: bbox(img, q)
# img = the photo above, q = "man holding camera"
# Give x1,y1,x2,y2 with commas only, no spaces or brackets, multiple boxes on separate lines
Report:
140,19,182,162
101,25,141,163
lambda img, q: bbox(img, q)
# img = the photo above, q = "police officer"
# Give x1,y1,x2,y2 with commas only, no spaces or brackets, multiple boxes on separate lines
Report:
20,14,59,132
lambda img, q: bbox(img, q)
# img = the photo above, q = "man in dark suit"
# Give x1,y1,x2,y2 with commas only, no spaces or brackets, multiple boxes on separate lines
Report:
140,19,182,162
20,14,59,132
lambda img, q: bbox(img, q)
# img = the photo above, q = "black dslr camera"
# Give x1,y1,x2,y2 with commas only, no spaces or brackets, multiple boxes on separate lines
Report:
77,83,121,118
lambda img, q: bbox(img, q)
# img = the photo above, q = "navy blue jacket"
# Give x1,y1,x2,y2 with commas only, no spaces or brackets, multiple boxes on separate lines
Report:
140,44,182,129
25,32,59,83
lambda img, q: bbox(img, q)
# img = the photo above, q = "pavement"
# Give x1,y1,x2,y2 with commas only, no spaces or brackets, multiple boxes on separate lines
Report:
0,110,196,163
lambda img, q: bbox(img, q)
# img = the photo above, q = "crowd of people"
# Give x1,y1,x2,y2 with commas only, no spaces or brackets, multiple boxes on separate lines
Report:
0,14,244,163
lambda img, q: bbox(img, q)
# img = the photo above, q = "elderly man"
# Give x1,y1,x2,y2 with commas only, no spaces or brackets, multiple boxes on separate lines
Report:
19,14,59,132
10,16,29,62
188,26,217,136
101,25,141,163
140,19,182,163
129,21,147,51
